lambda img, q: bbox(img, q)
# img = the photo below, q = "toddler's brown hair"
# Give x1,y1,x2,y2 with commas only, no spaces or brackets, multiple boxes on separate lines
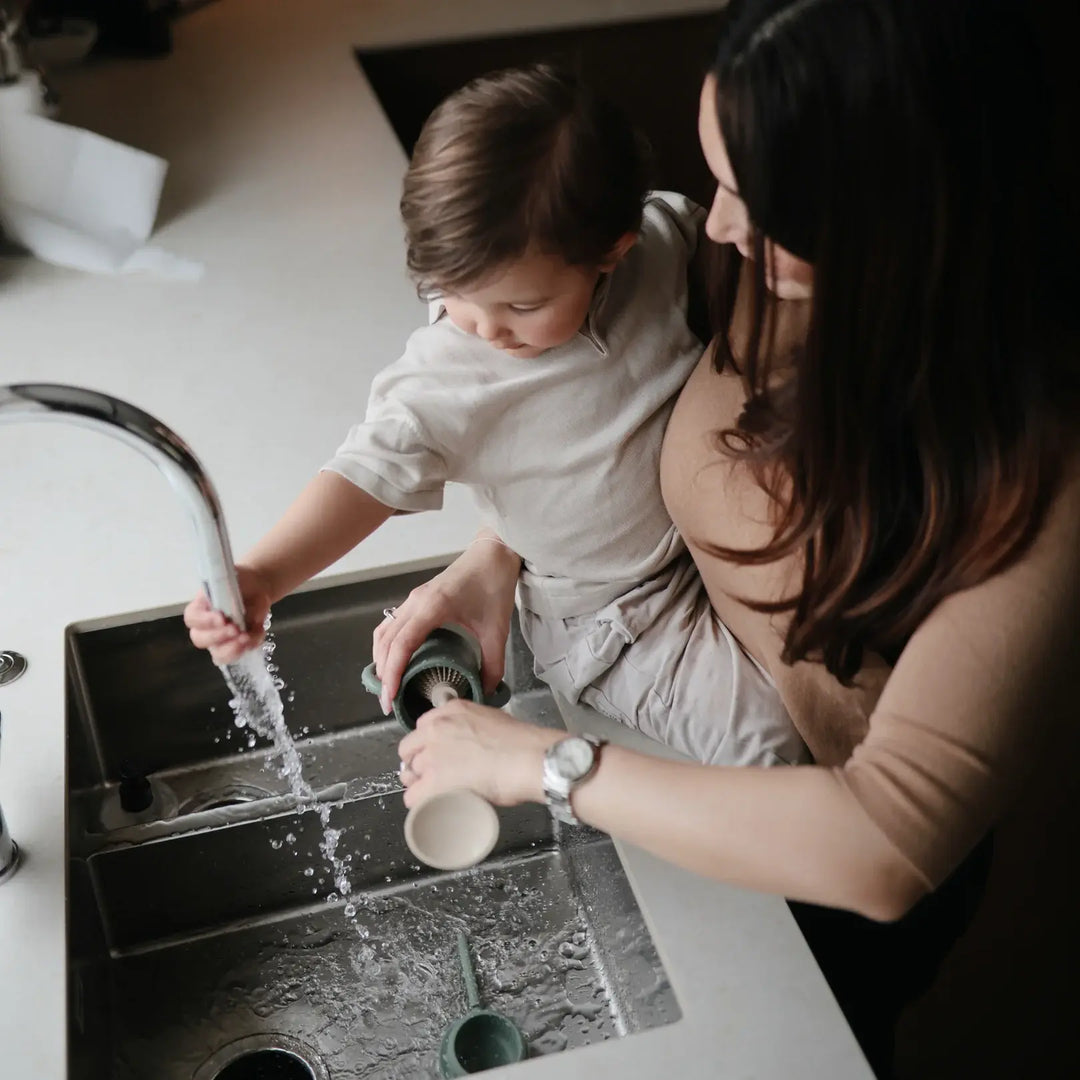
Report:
401,64,651,295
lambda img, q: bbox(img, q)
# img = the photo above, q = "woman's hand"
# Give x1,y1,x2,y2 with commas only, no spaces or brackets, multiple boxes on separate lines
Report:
372,534,522,713
183,564,274,664
397,699,563,809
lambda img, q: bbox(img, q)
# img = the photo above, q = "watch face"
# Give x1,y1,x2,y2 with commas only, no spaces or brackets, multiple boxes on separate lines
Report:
552,737,594,780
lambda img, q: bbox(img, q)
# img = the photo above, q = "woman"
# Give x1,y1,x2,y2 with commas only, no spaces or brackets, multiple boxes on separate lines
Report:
380,0,1077,1074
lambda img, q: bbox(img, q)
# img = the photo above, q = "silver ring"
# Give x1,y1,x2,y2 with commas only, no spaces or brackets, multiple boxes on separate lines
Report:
383,607,397,621
399,758,414,777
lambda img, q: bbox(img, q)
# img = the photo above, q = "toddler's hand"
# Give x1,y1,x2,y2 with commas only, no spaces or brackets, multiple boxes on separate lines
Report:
373,537,521,713
183,565,273,665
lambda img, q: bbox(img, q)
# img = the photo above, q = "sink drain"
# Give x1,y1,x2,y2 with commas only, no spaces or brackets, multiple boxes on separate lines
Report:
180,782,275,814
214,1049,313,1080
194,1034,327,1080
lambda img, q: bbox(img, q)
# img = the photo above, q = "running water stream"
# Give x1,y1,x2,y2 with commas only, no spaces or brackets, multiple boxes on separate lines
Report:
221,621,360,923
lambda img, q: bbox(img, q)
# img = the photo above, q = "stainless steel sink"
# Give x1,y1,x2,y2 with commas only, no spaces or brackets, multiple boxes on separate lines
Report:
65,566,680,1079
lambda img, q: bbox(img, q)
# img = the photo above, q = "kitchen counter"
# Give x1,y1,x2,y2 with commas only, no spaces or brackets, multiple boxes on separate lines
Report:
0,2,871,1076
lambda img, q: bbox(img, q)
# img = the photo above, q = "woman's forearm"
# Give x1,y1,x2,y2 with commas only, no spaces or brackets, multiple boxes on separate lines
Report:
561,748,929,920
243,470,393,601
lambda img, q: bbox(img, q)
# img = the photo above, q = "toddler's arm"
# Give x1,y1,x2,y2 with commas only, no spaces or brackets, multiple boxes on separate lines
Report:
243,471,392,600
185,471,392,662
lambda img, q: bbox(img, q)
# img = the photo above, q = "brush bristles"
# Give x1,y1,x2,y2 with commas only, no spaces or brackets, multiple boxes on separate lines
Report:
415,666,467,706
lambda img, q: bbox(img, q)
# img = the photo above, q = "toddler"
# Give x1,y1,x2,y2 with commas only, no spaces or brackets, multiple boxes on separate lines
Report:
186,64,808,767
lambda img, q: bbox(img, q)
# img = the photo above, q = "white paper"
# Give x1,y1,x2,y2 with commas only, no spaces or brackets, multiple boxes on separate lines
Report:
0,96,203,280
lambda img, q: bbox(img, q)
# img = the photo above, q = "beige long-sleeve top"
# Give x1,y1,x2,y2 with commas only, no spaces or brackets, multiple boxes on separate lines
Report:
660,348,1080,890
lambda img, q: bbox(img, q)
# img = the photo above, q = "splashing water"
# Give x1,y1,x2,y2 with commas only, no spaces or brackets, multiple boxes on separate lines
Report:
220,619,360,928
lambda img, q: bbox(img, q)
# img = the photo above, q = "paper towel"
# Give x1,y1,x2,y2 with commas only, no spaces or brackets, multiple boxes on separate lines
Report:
0,74,203,279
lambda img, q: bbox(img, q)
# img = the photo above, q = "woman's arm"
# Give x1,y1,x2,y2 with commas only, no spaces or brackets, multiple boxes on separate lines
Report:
398,701,927,921
590,469,1078,917
567,747,928,920
401,467,1080,920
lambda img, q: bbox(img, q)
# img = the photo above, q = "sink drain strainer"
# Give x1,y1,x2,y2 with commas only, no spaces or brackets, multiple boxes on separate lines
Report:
195,1034,327,1080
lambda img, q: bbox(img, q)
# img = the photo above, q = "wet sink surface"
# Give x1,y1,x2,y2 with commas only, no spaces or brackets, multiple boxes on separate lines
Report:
65,566,679,1079
74,814,671,1079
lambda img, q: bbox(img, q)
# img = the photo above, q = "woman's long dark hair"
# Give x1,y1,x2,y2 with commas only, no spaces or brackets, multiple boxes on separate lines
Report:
706,0,1076,680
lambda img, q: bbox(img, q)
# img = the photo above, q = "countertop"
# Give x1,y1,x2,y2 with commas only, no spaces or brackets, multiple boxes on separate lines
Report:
0,1,871,1076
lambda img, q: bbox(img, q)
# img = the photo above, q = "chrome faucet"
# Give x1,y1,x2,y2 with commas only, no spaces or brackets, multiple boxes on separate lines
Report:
0,383,249,885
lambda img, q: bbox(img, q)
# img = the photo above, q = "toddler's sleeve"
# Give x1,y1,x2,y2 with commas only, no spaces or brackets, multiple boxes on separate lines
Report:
321,331,453,512
646,190,707,259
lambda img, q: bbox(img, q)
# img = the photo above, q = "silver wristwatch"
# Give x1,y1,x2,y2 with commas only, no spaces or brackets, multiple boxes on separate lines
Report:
542,734,606,825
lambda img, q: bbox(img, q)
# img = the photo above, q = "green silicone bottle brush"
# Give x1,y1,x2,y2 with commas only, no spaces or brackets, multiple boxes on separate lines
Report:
362,625,510,731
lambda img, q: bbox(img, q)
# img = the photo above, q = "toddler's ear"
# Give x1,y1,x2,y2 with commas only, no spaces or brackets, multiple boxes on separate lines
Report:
599,232,638,272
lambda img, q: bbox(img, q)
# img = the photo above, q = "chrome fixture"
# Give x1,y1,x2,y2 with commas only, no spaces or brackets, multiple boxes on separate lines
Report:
0,383,248,885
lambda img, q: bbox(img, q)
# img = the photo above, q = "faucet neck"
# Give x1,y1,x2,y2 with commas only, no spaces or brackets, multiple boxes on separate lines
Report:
0,383,246,627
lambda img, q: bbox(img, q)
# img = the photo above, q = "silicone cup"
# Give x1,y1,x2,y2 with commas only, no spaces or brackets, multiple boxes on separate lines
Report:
403,788,499,871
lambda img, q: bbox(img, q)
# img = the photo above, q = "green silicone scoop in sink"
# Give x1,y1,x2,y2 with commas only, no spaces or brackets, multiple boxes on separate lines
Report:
440,932,526,1076
362,625,510,731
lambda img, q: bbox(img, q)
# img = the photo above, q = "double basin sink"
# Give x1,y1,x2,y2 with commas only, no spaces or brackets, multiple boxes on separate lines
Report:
65,564,679,1079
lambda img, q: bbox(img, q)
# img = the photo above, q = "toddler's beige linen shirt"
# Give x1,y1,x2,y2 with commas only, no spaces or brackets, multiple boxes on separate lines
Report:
325,192,706,620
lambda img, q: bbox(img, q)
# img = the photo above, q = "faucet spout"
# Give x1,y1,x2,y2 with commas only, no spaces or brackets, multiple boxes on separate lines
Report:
0,383,246,626
0,384,252,887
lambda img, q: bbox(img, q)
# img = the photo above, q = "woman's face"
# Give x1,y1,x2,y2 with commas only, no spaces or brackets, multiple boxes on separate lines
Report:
698,75,814,301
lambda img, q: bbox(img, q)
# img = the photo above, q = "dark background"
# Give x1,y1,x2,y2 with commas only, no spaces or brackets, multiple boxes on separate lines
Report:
356,9,726,210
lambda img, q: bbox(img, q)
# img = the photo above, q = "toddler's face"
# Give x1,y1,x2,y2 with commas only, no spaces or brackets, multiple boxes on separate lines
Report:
440,252,605,360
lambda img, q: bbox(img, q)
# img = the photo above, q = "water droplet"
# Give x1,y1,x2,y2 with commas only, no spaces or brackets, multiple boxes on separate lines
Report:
303,867,314,877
